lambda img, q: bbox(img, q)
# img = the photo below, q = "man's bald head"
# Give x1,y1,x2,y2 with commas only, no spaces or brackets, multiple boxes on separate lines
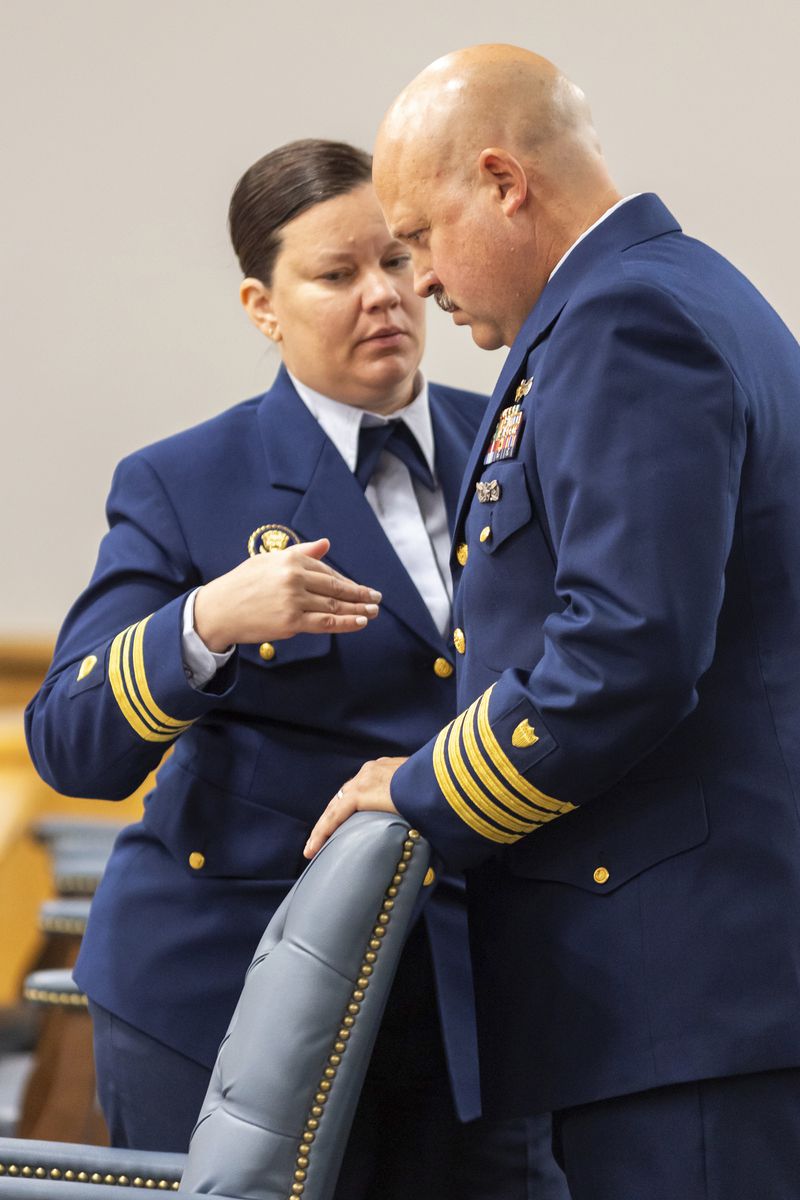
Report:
374,45,620,349
376,44,600,186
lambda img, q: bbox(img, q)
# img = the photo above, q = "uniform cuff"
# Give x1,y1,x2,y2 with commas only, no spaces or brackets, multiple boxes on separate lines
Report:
107,594,238,742
181,588,235,690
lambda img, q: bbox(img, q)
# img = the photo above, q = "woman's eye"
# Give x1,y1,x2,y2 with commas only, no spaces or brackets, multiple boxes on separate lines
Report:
320,270,351,283
385,255,412,270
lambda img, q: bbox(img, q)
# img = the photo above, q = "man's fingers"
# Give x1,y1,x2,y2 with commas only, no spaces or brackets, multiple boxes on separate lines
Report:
304,760,403,858
304,789,357,858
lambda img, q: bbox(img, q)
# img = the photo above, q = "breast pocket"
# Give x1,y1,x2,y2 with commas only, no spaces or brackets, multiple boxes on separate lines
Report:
238,632,332,671
473,461,532,554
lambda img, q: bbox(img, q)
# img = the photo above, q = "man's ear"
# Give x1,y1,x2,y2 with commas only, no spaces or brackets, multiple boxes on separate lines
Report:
240,278,282,341
478,148,528,216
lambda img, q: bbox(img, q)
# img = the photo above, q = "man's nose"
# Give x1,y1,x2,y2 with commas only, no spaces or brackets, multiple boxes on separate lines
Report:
414,266,439,299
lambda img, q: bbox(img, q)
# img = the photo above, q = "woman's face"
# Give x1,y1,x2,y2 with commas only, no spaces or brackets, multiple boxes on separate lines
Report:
244,183,426,413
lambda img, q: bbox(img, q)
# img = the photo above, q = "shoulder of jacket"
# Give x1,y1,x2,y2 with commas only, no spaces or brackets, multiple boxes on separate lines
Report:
119,394,264,479
429,381,488,420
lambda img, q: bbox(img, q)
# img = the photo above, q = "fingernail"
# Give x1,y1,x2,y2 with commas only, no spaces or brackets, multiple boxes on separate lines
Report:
356,616,368,626
369,590,382,602
365,604,379,616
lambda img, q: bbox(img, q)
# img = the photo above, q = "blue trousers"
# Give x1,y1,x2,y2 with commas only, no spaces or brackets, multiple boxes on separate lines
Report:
553,1066,800,1200
90,928,568,1200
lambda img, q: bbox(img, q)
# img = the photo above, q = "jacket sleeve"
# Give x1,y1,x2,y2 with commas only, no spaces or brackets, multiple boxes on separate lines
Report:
25,451,238,799
391,280,747,869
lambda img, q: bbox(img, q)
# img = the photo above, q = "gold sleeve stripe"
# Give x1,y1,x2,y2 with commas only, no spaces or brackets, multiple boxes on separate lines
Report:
433,722,519,844
131,616,194,730
108,628,178,743
477,688,575,816
120,625,191,738
447,706,546,835
461,697,559,825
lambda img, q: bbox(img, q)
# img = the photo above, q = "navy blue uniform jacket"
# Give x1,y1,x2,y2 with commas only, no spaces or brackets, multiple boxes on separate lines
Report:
391,195,800,1117
26,369,486,1121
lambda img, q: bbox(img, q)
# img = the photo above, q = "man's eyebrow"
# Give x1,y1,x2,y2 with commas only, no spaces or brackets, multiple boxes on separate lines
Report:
394,225,426,242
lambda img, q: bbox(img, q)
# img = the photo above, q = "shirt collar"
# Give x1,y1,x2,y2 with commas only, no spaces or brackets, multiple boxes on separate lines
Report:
287,371,433,476
548,194,641,282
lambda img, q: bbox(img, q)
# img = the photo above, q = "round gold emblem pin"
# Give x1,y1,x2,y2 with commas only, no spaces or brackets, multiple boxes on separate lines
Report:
247,524,301,557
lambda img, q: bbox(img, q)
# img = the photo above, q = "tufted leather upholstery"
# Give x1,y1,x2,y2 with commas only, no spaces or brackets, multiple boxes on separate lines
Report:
180,812,432,1200
1,813,431,1200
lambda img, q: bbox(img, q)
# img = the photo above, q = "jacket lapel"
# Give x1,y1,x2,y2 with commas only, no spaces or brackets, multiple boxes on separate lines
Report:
256,368,446,653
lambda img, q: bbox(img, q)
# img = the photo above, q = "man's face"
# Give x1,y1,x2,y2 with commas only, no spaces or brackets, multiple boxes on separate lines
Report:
375,160,516,351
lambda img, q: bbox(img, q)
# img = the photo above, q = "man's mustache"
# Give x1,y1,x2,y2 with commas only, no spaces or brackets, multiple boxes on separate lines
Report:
432,287,458,314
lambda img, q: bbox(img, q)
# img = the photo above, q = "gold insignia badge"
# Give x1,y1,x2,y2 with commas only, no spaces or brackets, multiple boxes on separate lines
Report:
515,377,533,401
247,524,301,557
476,480,501,503
76,654,97,682
511,719,539,748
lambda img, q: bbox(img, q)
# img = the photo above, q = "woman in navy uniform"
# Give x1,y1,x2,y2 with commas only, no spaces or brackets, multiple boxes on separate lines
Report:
25,140,567,1199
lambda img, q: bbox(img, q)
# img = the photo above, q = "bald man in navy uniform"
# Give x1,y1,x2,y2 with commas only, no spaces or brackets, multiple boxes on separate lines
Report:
307,44,800,1200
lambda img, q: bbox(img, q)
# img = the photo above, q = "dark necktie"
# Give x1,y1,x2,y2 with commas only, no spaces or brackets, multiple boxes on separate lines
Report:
355,420,436,491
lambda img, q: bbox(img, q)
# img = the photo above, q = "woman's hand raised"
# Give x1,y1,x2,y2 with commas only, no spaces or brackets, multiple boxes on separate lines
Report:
193,538,381,651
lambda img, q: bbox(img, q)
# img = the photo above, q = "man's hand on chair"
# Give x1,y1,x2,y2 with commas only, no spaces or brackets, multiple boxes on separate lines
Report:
304,757,407,858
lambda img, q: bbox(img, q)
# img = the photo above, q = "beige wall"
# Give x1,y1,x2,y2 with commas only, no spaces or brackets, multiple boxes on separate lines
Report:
2,0,798,633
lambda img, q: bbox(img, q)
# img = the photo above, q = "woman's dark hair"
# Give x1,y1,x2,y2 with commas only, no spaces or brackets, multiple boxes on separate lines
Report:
229,138,373,285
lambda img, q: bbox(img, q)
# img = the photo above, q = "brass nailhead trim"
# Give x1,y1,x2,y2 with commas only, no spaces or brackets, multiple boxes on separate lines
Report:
39,916,88,934
287,829,422,1200
23,986,89,1007
56,875,99,894
0,1163,180,1188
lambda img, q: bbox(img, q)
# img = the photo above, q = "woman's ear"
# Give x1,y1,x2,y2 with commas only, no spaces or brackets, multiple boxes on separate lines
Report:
477,148,528,217
240,278,282,341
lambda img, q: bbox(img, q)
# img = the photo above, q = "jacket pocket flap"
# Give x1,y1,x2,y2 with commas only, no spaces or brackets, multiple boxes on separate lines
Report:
476,462,532,553
506,775,708,893
143,759,310,881
239,631,332,670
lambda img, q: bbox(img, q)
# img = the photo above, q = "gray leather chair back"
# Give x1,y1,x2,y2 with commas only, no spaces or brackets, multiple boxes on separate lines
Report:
180,813,431,1200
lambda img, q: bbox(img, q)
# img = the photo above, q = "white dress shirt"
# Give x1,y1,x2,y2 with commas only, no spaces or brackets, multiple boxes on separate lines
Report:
289,371,453,636
548,194,641,281
182,372,452,688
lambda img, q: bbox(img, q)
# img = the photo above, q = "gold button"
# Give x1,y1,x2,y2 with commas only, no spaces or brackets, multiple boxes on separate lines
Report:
479,526,492,543
453,628,466,654
593,866,610,885
76,654,97,682
456,542,468,566
423,868,436,887
433,657,454,678
188,852,205,870
259,642,276,661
